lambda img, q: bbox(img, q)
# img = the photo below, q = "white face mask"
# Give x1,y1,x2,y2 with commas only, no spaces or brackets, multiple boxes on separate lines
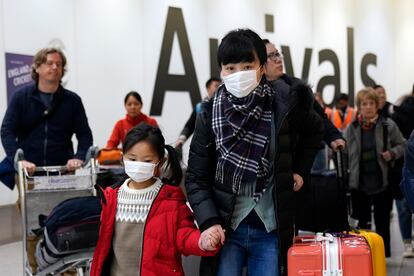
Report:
124,160,158,182
222,68,261,98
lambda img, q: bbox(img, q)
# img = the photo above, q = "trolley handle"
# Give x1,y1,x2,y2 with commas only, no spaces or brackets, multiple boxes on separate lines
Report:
14,148,24,170
22,165,70,177
34,165,68,172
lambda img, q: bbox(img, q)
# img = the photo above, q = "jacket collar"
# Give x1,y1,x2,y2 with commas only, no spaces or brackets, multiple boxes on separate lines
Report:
125,113,147,124
104,180,186,203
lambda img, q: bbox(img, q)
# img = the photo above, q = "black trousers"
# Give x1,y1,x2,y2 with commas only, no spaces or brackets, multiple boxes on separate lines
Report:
351,189,393,257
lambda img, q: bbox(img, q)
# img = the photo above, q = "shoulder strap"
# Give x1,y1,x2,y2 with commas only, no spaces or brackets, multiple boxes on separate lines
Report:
382,120,388,152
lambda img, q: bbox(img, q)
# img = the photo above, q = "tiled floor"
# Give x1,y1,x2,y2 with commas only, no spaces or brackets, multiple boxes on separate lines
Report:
1,204,414,275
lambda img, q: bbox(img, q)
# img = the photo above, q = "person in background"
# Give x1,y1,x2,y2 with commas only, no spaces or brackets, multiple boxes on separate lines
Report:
262,39,345,178
401,130,414,211
262,39,345,152
391,88,414,257
374,84,394,118
106,91,157,149
392,89,414,139
1,47,93,175
345,87,406,258
91,123,219,276
330,93,356,132
175,77,221,148
186,29,323,276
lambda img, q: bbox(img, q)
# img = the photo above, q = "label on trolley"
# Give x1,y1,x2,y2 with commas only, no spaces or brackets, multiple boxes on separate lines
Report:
32,175,92,190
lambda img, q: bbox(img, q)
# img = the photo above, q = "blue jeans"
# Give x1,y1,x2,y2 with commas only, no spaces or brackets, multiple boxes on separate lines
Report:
396,198,413,241
216,223,279,276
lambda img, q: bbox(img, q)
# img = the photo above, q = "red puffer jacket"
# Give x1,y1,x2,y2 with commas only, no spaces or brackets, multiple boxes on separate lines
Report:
91,182,217,276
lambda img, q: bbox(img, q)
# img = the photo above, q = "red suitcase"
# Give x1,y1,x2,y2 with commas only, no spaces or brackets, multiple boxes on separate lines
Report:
288,233,373,276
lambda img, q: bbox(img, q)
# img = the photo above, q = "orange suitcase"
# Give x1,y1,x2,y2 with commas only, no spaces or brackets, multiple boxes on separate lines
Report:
288,233,373,276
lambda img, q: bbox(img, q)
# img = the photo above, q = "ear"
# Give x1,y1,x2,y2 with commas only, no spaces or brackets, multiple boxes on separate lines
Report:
159,156,166,167
257,66,265,81
260,65,266,75
154,157,166,177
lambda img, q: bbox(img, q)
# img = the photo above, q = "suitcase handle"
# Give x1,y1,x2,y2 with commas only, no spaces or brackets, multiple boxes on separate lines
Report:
294,235,317,243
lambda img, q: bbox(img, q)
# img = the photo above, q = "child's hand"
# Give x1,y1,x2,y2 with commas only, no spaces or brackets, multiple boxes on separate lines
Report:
198,225,225,251
198,233,219,251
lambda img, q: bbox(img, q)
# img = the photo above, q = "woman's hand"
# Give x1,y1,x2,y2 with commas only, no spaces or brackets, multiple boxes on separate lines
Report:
293,173,304,191
381,151,393,162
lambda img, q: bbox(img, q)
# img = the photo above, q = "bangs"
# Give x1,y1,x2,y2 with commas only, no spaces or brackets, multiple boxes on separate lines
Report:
217,29,266,66
220,42,256,65
218,37,256,65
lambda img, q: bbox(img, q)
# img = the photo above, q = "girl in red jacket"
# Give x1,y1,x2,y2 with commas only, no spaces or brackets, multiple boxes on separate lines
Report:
92,123,220,276
106,91,158,149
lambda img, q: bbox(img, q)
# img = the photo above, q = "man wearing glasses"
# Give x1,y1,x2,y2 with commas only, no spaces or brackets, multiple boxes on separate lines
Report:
263,39,345,152
1,47,93,177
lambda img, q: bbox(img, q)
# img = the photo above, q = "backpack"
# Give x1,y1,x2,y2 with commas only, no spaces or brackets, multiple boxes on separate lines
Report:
35,196,101,270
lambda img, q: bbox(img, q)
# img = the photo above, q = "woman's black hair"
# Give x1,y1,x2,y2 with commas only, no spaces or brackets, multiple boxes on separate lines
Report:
217,28,267,66
124,91,142,105
123,123,182,185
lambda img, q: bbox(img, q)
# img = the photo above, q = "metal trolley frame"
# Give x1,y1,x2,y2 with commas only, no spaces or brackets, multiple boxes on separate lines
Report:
16,149,98,276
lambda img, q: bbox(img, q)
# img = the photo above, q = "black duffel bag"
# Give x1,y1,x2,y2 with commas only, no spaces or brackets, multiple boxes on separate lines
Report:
35,196,101,270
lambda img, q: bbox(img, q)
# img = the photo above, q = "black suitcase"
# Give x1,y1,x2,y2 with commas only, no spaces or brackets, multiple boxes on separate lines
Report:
296,147,348,232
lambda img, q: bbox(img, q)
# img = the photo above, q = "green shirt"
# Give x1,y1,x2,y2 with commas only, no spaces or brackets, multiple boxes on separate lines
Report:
230,183,276,232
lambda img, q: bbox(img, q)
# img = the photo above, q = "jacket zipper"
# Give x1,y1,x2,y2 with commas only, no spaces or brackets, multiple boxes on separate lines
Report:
43,121,48,166
273,100,296,276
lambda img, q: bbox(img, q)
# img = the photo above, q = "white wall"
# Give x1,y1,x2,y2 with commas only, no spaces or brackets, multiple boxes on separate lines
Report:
0,0,18,203
394,0,414,98
0,0,6,158
0,0,413,205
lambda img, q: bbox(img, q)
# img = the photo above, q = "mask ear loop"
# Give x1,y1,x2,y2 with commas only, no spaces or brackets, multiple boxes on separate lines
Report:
153,154,166,179
120,153,124,166
159,146,172,182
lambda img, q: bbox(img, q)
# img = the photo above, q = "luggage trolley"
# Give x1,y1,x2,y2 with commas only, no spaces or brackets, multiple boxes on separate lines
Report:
16,148,98,276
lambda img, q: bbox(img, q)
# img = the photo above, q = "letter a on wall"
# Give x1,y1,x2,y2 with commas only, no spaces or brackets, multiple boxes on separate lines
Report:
150,7,201,116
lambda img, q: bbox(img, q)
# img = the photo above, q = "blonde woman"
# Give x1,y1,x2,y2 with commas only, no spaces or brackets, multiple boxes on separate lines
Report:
344,87,406,257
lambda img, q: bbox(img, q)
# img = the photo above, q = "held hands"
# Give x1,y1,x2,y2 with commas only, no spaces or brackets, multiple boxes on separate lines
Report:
293,173,304,192
198,224,225,251
66,158,84,171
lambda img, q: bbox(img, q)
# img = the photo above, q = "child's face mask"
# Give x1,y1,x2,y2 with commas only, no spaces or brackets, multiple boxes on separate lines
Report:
222,67,261,98
124,159,158,182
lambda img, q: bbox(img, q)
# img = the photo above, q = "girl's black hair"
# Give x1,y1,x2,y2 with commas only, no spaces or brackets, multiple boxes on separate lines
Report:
123,123,182,185
217,28,267,66
124,91,142,105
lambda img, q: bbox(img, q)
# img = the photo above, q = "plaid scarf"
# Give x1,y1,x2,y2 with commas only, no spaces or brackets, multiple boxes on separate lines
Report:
212,81,275,201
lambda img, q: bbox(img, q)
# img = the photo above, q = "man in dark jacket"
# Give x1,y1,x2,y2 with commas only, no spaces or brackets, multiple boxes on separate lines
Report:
263,39,345,150
186,29,323,276
374,84,394,118
1,47,93,177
